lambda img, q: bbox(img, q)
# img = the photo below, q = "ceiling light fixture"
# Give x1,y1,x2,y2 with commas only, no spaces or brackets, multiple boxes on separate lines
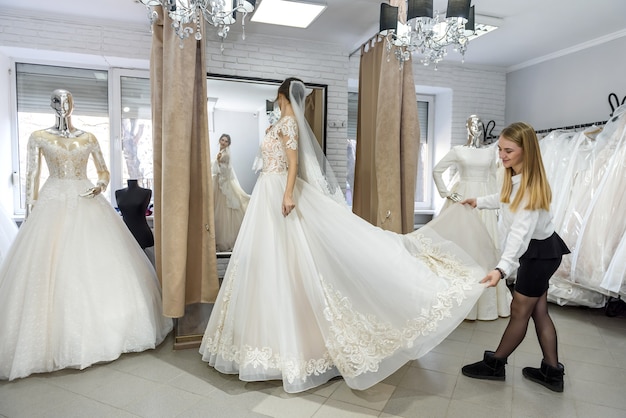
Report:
251,0,327,28
138,0,256,48
379,0,497,68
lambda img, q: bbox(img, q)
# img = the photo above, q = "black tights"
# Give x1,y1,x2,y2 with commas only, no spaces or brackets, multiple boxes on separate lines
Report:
494,290,559,366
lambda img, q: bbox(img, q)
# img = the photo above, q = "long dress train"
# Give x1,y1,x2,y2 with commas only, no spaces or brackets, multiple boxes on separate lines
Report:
200,116,494,393
0,130,173,380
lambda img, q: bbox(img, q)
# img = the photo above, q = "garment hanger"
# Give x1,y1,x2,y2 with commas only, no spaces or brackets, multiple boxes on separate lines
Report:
608,92,626,117
481,120,497,144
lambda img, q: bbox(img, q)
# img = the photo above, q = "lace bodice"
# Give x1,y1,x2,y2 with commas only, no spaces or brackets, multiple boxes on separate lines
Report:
261,116,298,174
26,130,110,204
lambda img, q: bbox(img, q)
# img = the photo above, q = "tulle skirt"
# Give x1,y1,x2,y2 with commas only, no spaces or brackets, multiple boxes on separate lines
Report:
0,178,173,381
200,172,494,393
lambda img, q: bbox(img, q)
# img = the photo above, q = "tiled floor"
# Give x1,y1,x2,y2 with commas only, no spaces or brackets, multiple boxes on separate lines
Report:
1,304,625,418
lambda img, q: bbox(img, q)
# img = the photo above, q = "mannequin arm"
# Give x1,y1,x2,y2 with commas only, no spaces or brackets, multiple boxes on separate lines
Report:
432,148,457,198
81,134,110,197
25,133,43,217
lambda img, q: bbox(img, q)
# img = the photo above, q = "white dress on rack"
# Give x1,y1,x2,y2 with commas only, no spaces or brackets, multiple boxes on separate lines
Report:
432,145,511,320
212,146,251,252
570,111,626,293
200,116,496,393
0,202,18,267
0,130,173,381
549,109,626,307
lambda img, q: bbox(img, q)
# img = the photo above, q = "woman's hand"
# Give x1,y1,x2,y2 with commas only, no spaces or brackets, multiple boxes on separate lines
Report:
217,152,222,162
480,270,502,287
460,197,477,208
282,194,295,217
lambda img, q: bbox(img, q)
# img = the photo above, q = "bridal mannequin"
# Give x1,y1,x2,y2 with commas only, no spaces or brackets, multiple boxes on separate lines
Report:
433,115,511,320
0,89,172,381
115,179,154,249
26,89,107,217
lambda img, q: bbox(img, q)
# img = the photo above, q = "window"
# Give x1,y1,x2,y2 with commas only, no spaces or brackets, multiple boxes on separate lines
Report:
345,90,436,210
116,72,153,190
11,64,152,213
415,94,435,210
14,63,110,207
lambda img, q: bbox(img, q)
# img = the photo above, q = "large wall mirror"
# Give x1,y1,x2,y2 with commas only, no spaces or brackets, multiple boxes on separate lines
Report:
206,74,328,195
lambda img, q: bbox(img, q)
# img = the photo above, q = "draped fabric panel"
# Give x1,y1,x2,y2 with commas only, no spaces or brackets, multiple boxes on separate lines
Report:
151,7,219,318
353,37,419,234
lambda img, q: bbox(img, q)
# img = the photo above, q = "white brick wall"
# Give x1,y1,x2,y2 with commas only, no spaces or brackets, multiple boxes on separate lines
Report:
0,10,507,199
348,49,506,149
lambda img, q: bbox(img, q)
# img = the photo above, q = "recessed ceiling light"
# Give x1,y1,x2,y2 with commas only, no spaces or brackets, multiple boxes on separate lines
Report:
251,0,327,29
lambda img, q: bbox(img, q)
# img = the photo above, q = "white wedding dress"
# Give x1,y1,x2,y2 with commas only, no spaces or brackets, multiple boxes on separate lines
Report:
432,145,511,320
549,110,626,307
0,130,173,381
212,146,250,252
200,116,496,393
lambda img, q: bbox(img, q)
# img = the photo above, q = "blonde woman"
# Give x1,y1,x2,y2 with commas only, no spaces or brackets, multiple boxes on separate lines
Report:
460,122,570,392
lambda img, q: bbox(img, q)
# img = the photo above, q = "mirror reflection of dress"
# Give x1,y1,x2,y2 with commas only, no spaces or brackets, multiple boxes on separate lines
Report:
200,79,496,393
212,144,250,252
0,90,172,381
433,144,512,320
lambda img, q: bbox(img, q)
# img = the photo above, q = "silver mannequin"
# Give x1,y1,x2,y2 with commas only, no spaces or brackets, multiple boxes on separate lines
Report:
45,89,84,138
464,114,484,148
26,90,104,217
448,114,485,203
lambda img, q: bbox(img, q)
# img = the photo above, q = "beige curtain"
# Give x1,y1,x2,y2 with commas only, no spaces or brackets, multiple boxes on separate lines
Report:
151,7,219,318
353,36,419,234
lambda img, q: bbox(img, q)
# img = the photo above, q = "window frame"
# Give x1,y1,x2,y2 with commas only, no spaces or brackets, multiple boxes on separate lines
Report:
8,61,151,215
415,93,436,212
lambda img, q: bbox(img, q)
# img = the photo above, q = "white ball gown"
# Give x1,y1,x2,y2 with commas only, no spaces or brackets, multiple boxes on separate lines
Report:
212,146,250,252
200,116,496,393
0,202,18,267
0,130,173,381
432,145,512,320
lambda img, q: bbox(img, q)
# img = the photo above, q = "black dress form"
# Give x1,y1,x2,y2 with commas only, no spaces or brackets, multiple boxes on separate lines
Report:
115,180,154,249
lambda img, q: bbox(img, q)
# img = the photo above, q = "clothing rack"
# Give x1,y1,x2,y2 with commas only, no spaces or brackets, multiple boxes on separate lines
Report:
534,120,608,136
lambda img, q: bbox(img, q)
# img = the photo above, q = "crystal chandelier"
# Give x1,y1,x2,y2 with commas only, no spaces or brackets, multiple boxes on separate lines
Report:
379,0,479,68
139,0,256,44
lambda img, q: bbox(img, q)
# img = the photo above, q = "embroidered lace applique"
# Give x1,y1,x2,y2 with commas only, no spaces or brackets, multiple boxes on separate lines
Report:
261,117,298,174
26,131,110,204
203,235,476,383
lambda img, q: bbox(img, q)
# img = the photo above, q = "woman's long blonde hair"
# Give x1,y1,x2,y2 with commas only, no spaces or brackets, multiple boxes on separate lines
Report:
500,122,551,211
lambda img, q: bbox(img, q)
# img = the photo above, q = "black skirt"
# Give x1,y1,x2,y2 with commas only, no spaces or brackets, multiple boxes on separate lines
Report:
515,232,570,297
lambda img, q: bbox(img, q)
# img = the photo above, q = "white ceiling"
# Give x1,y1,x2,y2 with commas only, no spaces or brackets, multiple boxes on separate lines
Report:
2,1,626,112
2,0,626,69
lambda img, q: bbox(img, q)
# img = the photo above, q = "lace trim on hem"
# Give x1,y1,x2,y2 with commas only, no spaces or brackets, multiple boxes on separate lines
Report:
202,235,476,382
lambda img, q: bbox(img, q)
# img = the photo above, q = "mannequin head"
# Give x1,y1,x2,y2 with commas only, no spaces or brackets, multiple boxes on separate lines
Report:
465,115,484,148
50,89,74,119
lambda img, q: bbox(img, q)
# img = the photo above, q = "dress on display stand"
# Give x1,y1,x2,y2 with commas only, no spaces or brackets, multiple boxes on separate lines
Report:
0,202,18,267
212,145,250,252
115,179,155,266
0,90,172,381
433,143,512,320
200,80,496,393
